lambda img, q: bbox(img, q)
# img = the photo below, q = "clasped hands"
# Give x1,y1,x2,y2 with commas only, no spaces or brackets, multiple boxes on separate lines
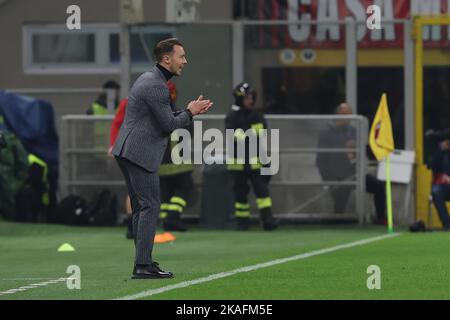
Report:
187,95,213,116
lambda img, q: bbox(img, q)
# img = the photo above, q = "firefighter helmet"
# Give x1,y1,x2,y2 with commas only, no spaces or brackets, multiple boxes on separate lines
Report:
233,82,256,107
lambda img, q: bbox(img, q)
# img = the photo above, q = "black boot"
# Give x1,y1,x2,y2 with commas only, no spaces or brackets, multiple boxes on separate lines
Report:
236,217,250,231
260,208,278,231
163,212,188,232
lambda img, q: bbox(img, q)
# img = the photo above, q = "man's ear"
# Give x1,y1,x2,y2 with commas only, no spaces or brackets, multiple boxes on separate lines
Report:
162,54,170,64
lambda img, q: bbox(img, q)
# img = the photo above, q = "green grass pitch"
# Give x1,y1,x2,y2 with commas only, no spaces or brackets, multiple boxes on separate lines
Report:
0,221,449,300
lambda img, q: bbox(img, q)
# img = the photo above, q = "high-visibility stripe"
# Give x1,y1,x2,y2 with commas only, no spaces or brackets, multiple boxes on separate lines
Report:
166,204,183,213
170,196,187,207
91,103,110,143
159,212,168,219
250,156,262,170
227,163,245,171
92,103,109,115
249,156,259,164
227,163,263,170
256,197,272,209
235,210,250,218
251,123,264,135
235,202,250,209
28,154,49,205
160,203,169,219
161,200,184,216
42,193,49,206
28,154,48,183
234,129,247,141
158,163,193,176
227,157,262,171
251,163,262,170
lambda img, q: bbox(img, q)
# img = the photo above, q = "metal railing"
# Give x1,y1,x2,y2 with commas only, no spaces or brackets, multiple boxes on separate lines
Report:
60,114,369,223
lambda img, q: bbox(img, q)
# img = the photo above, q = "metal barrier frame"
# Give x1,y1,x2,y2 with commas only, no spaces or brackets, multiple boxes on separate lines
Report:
59,114,369,223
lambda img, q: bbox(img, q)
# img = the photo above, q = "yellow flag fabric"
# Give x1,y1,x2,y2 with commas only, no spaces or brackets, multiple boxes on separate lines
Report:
369,94,395,161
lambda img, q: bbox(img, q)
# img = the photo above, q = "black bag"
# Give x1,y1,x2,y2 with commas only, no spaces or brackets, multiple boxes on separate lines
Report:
409,220,426,232
56,195,89,226
86,189,118,226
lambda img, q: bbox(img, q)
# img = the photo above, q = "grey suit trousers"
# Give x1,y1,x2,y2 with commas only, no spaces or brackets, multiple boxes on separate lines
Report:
115,156,159,265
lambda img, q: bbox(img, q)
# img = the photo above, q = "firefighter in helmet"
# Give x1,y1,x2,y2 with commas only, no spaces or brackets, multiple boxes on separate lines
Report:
225,82,278,231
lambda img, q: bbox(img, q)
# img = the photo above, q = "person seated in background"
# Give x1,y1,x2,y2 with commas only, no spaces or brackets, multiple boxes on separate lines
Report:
430,138,450,230
316,103,386,224
86,80,120,115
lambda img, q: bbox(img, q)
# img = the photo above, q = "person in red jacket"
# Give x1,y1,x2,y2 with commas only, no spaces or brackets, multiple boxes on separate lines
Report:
108,98,133,237
109,98,128,155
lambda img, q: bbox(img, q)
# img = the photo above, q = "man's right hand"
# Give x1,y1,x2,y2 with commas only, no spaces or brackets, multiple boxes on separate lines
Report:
187,95,213,116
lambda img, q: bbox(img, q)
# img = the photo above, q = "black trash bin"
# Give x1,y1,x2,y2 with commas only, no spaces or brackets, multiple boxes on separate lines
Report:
200,163,234,229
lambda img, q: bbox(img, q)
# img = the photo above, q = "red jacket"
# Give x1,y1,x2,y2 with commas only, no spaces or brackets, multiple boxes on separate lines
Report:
110,98,128,147
110,81,176,147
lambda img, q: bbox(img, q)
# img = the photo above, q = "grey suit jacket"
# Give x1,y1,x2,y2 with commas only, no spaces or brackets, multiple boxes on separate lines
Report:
112,66,192,172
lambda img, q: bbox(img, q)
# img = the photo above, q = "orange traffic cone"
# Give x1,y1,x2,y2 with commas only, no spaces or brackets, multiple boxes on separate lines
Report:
154,232,176,244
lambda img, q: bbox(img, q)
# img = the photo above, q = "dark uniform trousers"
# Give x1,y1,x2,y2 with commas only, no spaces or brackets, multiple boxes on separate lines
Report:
160,172,193,219
230,170,272,217
115,156,159,265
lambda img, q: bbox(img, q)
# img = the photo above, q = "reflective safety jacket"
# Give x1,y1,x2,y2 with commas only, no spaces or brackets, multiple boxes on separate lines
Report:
225,105,267,171
159,103,193,176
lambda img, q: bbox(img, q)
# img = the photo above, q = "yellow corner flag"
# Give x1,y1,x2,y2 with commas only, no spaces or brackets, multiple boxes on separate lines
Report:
369,93,395,233
369,93,395,161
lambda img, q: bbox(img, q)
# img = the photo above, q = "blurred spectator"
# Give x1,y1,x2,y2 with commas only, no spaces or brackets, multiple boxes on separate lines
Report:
88,80,121,170
87,80,120,115
316,103,386,224
430,139,450,230
0,116,29,221
15,153,50,222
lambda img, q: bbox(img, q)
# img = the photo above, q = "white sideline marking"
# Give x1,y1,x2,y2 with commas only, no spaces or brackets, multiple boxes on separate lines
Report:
0,278,67,297
2,278,65,281
116,233,400,300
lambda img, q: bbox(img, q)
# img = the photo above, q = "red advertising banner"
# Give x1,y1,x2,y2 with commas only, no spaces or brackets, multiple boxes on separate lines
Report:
248,0,450,48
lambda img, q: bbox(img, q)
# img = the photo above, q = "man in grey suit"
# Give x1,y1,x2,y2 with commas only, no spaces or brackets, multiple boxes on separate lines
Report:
112,38,213,279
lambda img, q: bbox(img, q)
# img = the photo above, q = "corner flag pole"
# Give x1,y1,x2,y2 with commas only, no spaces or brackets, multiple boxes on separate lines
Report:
386,154,394,233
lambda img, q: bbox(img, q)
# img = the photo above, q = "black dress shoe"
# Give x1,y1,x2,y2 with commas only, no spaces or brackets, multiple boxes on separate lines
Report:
132,262,174,279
